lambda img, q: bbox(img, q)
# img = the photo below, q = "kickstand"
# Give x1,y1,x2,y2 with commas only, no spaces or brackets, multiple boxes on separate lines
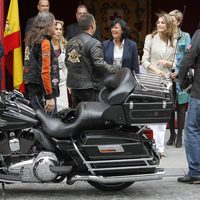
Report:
1,182,6,200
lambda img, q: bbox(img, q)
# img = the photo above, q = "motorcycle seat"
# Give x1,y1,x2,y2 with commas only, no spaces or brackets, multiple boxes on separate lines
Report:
102,68,138,105
36,102,110,138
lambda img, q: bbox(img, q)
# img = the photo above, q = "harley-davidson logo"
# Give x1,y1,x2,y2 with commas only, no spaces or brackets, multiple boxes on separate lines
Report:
0,119,7,127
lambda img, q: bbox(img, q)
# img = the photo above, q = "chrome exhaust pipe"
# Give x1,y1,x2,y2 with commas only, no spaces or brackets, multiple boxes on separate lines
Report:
67,168,164,185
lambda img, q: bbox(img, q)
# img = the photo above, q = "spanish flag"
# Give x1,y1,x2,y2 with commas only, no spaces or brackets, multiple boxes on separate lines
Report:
4,0,24,91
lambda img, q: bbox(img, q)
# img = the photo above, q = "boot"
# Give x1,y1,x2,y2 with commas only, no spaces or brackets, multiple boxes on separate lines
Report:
167,132,176,146
175,133,182,148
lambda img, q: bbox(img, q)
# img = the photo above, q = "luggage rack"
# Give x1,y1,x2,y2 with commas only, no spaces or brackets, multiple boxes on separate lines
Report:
122,72,174,125
135,73,172,93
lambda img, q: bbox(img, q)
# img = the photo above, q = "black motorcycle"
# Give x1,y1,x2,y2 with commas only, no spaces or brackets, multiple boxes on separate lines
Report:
0,68,173,191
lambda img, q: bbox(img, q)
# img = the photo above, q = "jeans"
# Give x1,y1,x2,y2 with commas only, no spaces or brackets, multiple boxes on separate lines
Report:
185,97,200,177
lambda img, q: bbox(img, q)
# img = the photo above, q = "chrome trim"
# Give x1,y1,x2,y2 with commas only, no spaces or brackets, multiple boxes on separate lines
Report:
71,137,95,175
84,156,158,172
89,165,157,171
85,157,153,164
67,169,165,184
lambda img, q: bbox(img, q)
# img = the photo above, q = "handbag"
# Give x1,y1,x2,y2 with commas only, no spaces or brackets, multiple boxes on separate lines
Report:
180,69,194,93
177,91,190,104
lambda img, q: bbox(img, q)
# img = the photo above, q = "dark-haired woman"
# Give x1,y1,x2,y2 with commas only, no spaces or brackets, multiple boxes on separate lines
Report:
103,18,139,73
24,11,59,114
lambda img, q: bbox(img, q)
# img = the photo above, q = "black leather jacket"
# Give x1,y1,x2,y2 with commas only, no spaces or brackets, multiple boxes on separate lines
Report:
66,32,115,90
179,30,200,99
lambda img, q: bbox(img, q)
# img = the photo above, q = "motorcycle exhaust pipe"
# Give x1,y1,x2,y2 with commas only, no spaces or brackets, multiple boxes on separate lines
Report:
67,168,164,185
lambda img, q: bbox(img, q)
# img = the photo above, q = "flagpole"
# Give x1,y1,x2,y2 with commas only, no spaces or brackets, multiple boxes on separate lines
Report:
0,0,5,90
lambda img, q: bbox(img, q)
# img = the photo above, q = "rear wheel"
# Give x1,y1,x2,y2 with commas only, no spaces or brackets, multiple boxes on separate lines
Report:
88,181,134,191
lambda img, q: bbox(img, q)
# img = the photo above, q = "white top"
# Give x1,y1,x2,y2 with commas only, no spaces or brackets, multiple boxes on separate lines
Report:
141,33,176,74
113,39,124,68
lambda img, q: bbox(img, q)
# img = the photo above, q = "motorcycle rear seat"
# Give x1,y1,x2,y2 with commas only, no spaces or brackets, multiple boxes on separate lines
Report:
36,102,110,138
103,68,139,105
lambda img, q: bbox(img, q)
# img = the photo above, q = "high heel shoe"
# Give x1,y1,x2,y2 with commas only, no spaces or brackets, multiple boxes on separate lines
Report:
167,134,176,146
175,135,182,148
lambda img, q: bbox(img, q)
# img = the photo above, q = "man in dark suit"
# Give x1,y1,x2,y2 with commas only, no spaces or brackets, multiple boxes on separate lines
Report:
65,5,102,42
25,0,50,34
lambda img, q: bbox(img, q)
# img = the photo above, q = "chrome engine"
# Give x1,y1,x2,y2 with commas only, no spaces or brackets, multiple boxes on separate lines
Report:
8,151,58,182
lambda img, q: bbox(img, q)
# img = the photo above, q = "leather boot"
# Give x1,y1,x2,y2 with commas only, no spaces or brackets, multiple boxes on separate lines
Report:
175,134,182,148
167,132,176,146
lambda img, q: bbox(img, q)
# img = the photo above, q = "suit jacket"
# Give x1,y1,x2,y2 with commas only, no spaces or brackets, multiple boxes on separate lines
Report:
65,22,102,42
25,16,35,34
102,39,139,73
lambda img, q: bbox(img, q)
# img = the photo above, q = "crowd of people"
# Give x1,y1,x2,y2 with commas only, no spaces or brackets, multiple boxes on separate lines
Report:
0,0,200,184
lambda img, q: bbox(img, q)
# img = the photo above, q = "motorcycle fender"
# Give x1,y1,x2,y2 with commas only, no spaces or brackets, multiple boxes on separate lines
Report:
33,128,55,151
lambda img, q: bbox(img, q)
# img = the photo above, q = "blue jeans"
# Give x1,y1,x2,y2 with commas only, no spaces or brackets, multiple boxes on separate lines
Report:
185,97,200,177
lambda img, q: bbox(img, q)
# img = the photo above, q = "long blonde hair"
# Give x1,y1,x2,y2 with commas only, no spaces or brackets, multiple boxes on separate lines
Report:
55,20,67,49
152,12,175,47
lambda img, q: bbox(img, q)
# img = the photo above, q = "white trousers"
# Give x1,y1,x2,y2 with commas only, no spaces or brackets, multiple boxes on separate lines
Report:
148,124,166,153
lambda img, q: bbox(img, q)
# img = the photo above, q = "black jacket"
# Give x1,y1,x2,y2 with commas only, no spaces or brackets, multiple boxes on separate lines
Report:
25,16,35,34
179,29,200,99
66,32,115,90
23,35,59,99
65,22,102,42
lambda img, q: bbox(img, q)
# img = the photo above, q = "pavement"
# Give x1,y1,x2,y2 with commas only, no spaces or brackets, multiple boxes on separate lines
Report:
1,130,200,200
159,130,188,177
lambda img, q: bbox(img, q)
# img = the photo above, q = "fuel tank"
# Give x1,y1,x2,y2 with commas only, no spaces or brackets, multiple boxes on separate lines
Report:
0,101,38,131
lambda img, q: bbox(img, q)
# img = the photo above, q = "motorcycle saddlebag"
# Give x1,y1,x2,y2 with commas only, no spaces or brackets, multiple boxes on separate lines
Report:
79,129,157,175
123,89,174,124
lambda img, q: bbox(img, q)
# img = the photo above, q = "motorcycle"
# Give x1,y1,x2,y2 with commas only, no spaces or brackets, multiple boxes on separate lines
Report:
0,68,173,192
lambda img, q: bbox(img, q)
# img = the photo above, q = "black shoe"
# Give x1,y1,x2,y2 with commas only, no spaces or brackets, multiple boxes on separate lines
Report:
167,135,176,146
177,175,200,184
175,136,182,148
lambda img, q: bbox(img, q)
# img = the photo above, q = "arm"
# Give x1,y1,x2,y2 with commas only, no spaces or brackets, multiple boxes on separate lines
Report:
89,40,115,74
131,42,139,74
41,39,55,112
141,35,164,75
174,32,191,76
179,30,200,83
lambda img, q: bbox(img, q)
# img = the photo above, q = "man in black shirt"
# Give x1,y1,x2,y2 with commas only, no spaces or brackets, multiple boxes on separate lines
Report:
177,29,200,184
65,5,102,42
25,0,50,34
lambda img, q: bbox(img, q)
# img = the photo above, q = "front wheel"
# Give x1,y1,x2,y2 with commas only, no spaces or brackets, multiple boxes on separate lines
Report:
88,181,134,191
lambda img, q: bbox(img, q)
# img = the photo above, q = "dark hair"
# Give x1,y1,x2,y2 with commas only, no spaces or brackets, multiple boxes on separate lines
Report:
110,18,129,40
77,4,87,12
78,13,94,31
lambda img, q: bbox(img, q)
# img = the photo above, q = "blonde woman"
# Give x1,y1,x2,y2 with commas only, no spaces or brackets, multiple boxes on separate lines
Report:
141,12,176,157
167,10,191,148
52,20,69,111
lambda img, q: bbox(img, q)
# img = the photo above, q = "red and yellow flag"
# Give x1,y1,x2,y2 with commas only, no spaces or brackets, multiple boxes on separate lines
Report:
4,0,24,91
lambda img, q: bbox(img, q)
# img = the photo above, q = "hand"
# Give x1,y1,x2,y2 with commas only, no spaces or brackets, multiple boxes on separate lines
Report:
157,60,172,68
155,68,165,77
45,98,55,113
68,87,72,94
